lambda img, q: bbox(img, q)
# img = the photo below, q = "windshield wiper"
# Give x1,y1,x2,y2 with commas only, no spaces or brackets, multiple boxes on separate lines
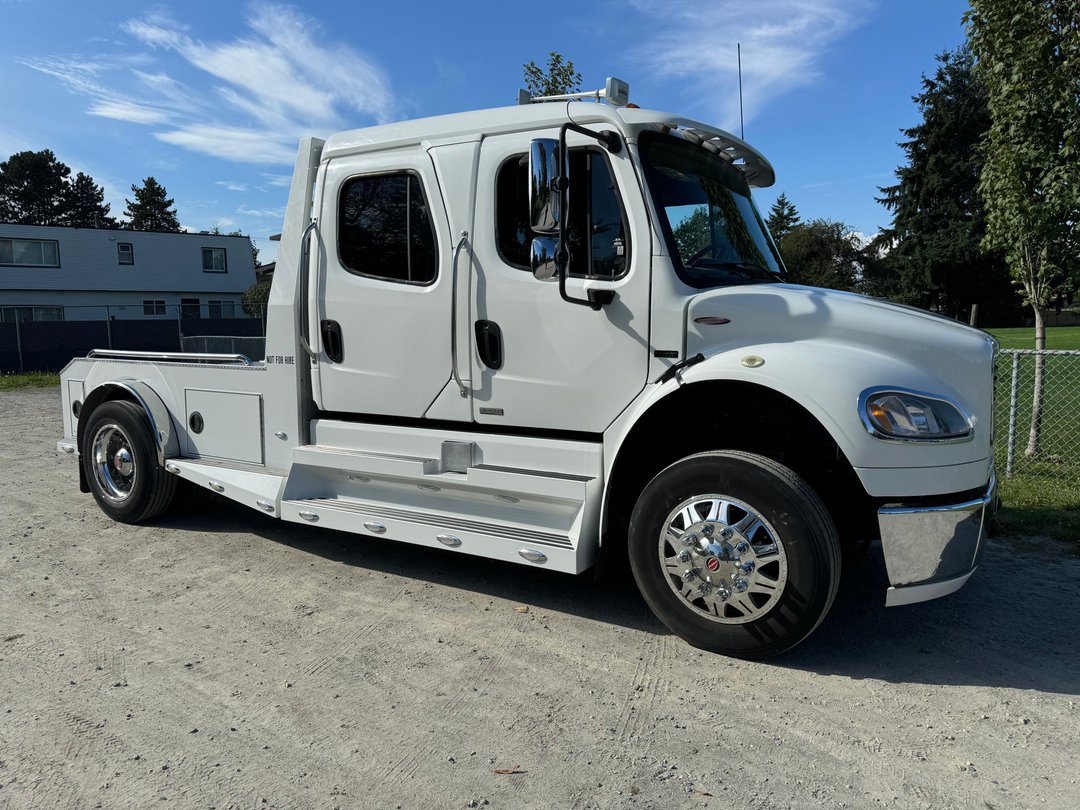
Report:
686,258,781,282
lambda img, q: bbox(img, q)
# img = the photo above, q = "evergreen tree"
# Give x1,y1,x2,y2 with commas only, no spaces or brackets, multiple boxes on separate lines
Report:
966,0,1080,456
523,52,583,97
766,193,800,245
124,177,182,232
0,149,72,225
877,46,1016,322
63,172,117,228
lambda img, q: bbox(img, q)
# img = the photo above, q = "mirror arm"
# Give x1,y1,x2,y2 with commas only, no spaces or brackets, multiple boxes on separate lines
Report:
555,122,623,310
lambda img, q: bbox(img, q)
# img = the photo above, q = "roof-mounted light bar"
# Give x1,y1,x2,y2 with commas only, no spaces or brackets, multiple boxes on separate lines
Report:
518,77,630,108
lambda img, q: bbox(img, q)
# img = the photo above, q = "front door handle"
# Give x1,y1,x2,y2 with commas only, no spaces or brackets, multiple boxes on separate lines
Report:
320,319,343,363
474,320,503,370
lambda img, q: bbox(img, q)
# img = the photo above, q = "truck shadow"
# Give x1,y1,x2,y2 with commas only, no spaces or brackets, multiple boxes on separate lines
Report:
164,500,1080,694
783,539,1080,695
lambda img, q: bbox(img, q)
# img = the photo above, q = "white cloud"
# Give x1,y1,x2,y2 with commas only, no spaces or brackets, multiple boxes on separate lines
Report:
629,0,871,130
238,205,287,218
88,99,172,125
154,124,298,165
261,173,293,187
216,180,249,192
24,3,393,167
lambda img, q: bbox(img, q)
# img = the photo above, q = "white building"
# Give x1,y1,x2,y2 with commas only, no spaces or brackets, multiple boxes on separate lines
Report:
0,223,256,321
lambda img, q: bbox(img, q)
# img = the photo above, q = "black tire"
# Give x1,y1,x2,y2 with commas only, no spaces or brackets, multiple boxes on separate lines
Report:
628,451,840,659
81,400,178,524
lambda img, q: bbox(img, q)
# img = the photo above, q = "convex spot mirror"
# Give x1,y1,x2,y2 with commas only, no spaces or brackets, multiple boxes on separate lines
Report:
531,237,558,281
529,138,564,233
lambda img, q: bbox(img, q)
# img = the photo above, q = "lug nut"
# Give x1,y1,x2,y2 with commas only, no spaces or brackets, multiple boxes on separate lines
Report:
734,578,749,593
682,569,699,583
721,528,734,540
677,550,692,563
734,541,750,554
682,533,699,547
739,561,755,574
700,524,715,538
697,582,713,596
716,587,731,601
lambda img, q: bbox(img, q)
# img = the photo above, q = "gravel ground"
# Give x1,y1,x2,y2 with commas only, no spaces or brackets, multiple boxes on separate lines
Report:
1,385,1079,810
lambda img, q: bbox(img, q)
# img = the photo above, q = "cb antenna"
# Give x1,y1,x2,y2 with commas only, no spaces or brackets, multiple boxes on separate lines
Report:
738,42,745,140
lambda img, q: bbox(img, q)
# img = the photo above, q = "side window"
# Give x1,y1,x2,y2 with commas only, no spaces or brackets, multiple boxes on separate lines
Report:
495,149,629,279
338,173,438,285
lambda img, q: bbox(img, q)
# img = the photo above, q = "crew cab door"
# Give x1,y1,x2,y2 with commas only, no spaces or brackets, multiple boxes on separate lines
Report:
470,131,651,432
313,149,453,417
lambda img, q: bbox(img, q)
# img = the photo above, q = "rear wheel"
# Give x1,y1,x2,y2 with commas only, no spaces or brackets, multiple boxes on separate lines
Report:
81,400,178,523
628,451,840,659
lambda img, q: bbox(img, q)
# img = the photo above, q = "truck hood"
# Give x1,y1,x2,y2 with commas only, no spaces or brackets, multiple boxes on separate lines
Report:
686,283,996,377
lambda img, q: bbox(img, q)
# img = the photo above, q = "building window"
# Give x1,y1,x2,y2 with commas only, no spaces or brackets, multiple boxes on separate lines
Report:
0,238,60,267
0,306,64,323
118,243,134,265
202,247,227,273
143,299,166,316
338,172,438,284
495,149,629,280
207,300,235,318
181,298,201,318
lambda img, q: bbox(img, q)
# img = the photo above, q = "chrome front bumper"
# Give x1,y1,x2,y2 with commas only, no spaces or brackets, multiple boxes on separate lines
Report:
879,475,996,607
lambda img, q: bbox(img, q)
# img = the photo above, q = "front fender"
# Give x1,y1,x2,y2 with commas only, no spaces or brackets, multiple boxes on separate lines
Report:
601,338,993,537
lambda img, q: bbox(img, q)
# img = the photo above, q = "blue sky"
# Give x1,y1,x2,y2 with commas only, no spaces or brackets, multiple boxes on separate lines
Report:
1,0,973,263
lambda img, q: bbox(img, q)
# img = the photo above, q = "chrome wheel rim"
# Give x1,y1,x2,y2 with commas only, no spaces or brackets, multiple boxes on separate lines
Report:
658,494,788,625
91,422,137,503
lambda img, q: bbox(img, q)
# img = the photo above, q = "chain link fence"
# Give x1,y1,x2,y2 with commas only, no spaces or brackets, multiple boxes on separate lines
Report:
995,349,1080,498
0,304,266,372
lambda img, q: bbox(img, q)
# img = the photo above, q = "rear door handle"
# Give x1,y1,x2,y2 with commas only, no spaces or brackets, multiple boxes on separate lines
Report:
320,319,343,363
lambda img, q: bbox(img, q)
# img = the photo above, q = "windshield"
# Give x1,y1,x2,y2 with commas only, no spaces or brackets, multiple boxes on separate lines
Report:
640,132,785,288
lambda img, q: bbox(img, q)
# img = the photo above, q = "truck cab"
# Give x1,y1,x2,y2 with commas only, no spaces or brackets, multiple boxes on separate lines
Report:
58,81,996,658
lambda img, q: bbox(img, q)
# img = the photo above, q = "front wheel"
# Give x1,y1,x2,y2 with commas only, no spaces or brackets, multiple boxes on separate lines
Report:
628,451,840,659
81,400,178,524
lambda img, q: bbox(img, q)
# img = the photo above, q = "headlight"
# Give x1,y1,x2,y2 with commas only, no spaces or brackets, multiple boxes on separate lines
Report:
859,388,973,442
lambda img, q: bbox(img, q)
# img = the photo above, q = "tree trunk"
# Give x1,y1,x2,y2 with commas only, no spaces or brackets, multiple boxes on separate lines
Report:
1024,305,1046,457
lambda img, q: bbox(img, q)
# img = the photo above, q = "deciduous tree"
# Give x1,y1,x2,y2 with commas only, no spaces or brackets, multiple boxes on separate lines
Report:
778,219,863,292
966,0,1080,456
523,52,583,97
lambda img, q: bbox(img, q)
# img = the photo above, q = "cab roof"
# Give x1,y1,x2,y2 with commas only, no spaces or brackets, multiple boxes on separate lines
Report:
320,102,775,188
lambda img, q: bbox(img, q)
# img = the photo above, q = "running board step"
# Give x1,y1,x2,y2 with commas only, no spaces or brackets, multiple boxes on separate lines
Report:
279,496,588,574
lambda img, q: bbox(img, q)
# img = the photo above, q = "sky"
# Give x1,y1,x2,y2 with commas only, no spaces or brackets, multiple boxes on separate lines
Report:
0,0,975,264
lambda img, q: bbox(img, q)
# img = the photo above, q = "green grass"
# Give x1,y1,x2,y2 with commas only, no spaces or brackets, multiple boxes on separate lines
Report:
995,472,1080,543
992,336,1080,542
986,325,1080,350
0,371,60,390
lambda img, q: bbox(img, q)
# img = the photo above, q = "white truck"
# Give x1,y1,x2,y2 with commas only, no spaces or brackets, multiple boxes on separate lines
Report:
57,80,997,658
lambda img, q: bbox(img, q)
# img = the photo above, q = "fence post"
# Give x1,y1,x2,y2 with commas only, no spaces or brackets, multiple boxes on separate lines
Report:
1005,351,1021,478
14,309,24,373
105,306,113,349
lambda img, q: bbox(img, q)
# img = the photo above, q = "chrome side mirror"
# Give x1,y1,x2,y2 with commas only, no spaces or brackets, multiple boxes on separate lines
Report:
529,138,562,233
531,237,559,281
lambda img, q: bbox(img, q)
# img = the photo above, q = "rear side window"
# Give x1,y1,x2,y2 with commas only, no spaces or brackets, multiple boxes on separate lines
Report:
495,149,629,280
339,173,438,284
